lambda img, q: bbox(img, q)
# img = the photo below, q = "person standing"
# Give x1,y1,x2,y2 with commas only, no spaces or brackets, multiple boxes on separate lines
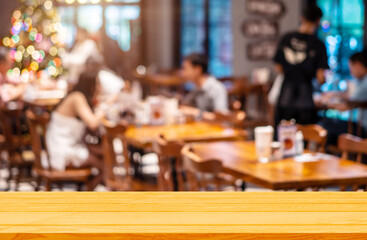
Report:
273,5,329,128
62,28,102,85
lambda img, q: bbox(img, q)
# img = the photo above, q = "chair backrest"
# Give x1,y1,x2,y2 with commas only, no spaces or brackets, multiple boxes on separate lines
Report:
347,100,367,137
25,110,50,170
243,83,271,126
218,76,246,110
212,110,246,129
152,135,184,191
338,134,367,163
0,102,26,156
297,124,327,153
102,119,130,184
182,146,224,191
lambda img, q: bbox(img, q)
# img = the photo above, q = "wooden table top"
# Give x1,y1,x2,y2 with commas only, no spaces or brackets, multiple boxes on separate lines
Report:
126,122,246,149
25,98,62,107
184,141,367,190
0,192,367,239
145,73,184,86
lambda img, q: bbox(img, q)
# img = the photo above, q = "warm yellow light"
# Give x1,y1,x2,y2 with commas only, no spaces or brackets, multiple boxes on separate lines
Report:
17,46,25,54
58,48,66,56
13,10,22,19
26,45,35,55
44,0,53,10
30,62,39,71
65,0,75,4
15,51,23,62
2,37,11,47
51,34,59,44
31,51,40,60
78,0,88,3
49,47,58,56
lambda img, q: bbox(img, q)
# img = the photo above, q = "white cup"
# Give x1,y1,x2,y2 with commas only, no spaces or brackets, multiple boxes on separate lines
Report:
255,126,274,163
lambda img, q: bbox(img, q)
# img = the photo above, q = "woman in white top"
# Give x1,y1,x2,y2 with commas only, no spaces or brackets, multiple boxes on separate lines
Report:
46,61,108,189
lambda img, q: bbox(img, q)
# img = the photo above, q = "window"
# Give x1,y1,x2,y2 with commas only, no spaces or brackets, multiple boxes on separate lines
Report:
77,5,103,33
317,0,365,121
318,0,364,90
208,0,233,78
57,6,75,47
105,5,140,51
181,0,233,78
56,0,142,52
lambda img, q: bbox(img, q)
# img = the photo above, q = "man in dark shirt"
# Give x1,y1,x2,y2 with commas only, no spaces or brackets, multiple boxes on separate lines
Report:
273,5,329,128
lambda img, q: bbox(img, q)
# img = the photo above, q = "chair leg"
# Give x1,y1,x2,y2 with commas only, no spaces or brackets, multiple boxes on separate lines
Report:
45,179,52,191
34,176,42,191
240,181,247,192
86,180,93,191
57,182,63,191
7,165,12,182
77,182,83,191
15,168,22,191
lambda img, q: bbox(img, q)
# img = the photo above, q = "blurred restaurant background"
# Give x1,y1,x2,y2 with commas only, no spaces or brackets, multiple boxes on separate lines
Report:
0,0,367,192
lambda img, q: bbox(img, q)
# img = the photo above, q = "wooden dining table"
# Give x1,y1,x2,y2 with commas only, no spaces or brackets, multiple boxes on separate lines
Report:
126,122,247,149
2,192,367,239
182,141,367,190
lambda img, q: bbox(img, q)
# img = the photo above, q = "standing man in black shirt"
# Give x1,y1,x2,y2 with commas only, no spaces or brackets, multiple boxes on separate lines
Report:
273,5,329,128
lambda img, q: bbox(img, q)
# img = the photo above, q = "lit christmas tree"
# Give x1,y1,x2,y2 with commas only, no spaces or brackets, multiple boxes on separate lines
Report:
2,0,64,82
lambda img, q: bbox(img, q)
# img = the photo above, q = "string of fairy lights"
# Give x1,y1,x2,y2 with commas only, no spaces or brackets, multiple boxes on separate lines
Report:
2,0,64,82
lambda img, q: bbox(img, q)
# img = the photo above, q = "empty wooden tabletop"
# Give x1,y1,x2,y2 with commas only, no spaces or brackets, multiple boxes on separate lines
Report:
184,141,367,190
1,192,367,239
126,122,246,148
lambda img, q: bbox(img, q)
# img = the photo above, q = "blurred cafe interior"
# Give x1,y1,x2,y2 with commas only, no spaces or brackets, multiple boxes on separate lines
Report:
0,0,367,192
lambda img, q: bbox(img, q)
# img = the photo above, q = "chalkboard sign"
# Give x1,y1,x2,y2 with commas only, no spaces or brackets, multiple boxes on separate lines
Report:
242,19,279,38
247,40,277,61
246,0,286,18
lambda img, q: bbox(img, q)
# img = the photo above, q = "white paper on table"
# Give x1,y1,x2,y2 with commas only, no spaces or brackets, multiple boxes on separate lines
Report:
294,153,336,163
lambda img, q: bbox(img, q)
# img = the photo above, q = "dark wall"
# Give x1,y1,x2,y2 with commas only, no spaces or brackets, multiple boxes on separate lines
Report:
0,0,20,38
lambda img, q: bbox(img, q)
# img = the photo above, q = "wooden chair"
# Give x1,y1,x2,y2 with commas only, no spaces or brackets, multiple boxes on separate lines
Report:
296,124,328,153
242,83,271,129
26,110,93,191
182,145,240,191
347,100,367,137
218,76,246,110
0,103,34,190
212,110,246,130
152,135,185,191
338,134,367,191
102,119,157,191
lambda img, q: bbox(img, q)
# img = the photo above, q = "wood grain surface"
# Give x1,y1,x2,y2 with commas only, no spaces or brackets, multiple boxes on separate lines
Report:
183,141,367,190
0,192,367,239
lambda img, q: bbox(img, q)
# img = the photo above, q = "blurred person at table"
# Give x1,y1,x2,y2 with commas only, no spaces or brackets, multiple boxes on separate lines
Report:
181,53,228,113
84,56,125,105
318,52,367,146
62,28,102,85
46,68,111,189
273,5,329,129
0,47,26,103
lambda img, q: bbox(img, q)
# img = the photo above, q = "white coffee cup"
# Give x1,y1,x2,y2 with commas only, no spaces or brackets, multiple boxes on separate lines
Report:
255,126,274,163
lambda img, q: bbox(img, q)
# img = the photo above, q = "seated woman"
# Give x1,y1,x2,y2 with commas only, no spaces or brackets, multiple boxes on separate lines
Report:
46,65,108,184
